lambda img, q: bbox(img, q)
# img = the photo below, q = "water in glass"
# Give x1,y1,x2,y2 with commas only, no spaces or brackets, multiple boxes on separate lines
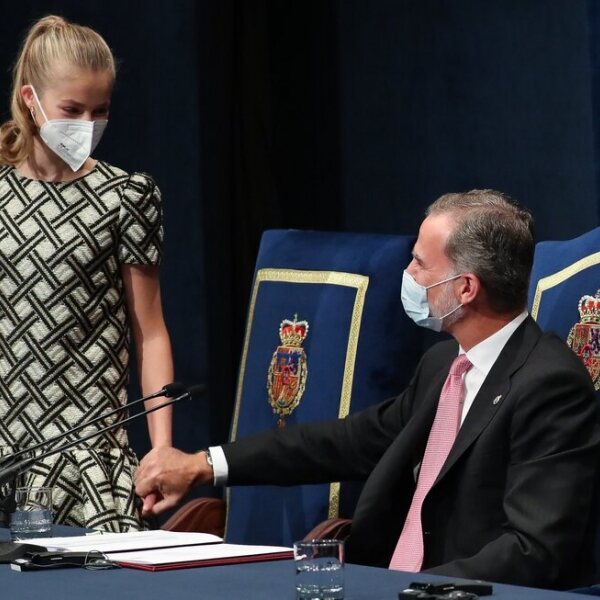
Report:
10,508,52,539
296,556,344,600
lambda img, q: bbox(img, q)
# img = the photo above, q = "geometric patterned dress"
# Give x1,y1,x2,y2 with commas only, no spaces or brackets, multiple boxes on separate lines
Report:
0,160,163,531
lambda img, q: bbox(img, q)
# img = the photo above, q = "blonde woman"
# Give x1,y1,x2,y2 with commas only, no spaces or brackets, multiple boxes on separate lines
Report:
0,15,173,531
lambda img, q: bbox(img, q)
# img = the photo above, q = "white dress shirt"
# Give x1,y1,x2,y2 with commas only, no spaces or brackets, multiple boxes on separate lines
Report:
460,310,528,424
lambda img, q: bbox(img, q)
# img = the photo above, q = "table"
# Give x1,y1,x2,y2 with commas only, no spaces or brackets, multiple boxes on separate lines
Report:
0,528,596,600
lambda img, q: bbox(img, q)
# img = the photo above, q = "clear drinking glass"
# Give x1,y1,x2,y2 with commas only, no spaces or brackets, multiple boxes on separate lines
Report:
10,486,53,540
293,539,344,600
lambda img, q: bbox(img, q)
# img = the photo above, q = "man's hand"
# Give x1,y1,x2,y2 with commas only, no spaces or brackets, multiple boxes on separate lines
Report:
135,447,213,516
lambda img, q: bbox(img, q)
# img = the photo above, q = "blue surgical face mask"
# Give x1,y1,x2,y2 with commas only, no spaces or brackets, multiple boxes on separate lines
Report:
401,270,463,332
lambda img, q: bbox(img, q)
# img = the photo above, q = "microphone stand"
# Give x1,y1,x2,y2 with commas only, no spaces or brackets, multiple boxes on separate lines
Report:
0,382,186,472
0,384,204,528
0,383,186,529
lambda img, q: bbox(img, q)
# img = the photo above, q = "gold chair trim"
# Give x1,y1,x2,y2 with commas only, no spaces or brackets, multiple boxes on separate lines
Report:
227,267,369,530
530,251,600,321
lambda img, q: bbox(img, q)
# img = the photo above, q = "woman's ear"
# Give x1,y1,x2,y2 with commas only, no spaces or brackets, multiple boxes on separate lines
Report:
20,84,35,110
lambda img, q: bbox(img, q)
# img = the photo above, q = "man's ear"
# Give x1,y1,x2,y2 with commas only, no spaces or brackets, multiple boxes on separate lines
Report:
457,272,480,306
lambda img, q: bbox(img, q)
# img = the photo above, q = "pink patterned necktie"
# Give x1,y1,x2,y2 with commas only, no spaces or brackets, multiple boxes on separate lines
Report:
389,353,472,572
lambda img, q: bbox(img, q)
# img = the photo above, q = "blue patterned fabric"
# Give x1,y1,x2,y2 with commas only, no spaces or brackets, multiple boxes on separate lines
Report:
528,227,600,339
527,226,600,401
225,229,425,546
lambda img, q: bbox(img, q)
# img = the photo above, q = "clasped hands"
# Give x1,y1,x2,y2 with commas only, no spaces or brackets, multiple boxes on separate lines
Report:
134,447,213,516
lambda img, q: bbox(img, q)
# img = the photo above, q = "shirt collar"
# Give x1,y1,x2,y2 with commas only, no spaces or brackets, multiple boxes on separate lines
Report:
460,311,528,377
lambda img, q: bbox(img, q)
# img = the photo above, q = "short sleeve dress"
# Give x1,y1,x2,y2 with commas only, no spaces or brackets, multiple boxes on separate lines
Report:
0,160,163,531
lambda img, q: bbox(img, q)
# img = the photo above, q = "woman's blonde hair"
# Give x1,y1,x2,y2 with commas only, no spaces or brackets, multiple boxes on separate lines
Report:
0,15,115,166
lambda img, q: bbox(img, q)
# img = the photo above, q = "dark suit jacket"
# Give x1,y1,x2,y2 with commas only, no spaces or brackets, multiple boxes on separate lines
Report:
223,317,600,589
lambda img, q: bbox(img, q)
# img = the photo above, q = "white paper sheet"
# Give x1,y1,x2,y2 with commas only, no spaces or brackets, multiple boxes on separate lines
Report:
108,543,293,566
16,529,223,553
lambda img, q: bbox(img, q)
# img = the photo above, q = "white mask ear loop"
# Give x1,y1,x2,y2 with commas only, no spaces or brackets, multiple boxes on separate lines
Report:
29,86,49,123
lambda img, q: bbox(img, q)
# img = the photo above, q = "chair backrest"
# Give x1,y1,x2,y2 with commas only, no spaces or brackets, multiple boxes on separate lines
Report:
527,226,600,584
527,226,600,398
225,229,425,546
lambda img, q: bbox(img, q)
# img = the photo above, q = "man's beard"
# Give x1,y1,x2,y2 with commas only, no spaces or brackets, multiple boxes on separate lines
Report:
430,279,465,330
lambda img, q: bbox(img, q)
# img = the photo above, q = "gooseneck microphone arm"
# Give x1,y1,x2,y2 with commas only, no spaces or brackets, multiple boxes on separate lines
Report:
0,384,206,487
0,382,187,470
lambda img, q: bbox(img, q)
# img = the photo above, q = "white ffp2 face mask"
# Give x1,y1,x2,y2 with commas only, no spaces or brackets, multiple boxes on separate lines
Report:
30,86,108,172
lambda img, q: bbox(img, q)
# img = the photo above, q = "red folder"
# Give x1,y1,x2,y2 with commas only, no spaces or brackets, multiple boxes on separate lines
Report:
117,550,293,571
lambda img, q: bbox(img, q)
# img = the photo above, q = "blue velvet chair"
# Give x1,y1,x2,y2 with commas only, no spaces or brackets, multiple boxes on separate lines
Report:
527,226,600,594
223,229,425,546
527,226,600,399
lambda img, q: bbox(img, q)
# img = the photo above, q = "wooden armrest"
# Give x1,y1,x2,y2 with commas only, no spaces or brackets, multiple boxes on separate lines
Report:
160,497,226,537
302,517,352,541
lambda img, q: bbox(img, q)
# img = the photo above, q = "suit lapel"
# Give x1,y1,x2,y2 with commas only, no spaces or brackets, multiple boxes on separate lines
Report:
436,316,542,482
358,344,456,501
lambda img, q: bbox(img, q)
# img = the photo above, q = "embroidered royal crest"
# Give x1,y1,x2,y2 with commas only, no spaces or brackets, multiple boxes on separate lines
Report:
567,289,600,391
267,314,309,427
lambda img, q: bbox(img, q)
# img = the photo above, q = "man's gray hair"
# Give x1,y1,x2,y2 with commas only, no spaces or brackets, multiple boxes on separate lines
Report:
426,189,534,314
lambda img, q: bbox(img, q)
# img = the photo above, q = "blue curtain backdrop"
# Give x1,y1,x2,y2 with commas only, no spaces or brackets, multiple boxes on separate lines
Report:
1,0,599,513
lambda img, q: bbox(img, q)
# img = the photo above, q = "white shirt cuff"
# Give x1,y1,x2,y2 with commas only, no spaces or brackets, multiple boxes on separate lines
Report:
208,445,228,486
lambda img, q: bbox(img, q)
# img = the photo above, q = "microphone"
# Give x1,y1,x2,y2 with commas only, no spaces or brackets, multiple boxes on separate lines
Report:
0,382,187,471
0,383,206,487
